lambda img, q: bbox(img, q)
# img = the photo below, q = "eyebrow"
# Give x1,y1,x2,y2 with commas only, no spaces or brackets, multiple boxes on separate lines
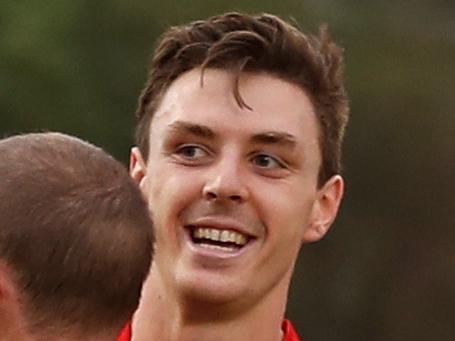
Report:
250,132,297,149
167,121,297,148
167,121,215,139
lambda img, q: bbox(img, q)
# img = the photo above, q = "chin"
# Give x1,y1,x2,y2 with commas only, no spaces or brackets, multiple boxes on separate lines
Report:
176,272,248,306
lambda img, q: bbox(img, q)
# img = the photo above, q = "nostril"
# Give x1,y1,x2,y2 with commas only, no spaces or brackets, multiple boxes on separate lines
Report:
229,194,242,202
202,183,247,203
205,191,217,200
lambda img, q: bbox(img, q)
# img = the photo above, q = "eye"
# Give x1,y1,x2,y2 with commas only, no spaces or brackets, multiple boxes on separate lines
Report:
251,154,284,169
175,145,209,160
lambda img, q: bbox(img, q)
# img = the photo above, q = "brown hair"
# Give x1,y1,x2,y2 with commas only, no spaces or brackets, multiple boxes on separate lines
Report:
0,132,153,338
135,12,349,185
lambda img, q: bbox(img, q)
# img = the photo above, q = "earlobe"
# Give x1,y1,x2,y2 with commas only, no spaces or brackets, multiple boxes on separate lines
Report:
130,147,148,190
302,175,344,244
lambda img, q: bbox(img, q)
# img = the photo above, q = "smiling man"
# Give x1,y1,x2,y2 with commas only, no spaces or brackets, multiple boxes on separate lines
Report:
122,12,349,341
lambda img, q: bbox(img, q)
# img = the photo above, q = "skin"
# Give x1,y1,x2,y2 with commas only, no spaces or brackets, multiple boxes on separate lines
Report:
130,68,344,341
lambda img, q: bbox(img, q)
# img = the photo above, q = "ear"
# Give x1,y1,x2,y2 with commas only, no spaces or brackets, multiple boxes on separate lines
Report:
0,262,16,303
0,262,26,334
130,147,148,190
302,175,344,244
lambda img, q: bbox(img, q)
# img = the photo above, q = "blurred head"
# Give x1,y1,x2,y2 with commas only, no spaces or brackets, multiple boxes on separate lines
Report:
135,12,349,185
0,132,154,340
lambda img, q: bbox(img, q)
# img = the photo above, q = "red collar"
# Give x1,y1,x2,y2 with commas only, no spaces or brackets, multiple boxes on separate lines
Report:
117,320,301,341
282,320,301,341
116,323,131,341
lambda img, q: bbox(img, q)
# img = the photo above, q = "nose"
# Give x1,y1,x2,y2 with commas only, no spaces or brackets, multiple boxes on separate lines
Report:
202,158,249,204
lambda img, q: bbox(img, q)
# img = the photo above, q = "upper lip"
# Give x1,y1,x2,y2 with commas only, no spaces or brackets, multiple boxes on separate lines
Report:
185,216,257,238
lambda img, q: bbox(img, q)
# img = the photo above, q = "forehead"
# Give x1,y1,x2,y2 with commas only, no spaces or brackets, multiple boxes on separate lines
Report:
151,68,320,146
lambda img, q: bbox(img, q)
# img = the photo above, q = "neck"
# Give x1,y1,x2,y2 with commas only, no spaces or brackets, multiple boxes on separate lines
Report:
0,313,117,341
132,266,293,341
30,329,118,341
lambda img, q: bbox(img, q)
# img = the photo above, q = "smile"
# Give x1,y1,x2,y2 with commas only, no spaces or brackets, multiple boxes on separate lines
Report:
190,227,249,252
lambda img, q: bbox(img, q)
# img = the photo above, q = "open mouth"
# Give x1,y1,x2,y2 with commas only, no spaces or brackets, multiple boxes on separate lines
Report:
188,226,250,252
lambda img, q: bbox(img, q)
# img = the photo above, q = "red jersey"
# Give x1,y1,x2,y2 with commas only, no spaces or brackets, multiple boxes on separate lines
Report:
117,319,301,341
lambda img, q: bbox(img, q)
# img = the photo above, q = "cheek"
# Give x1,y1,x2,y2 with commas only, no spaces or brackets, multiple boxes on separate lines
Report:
145,169,198,257
266,196,313,268
255,182,315,235
147,166,202,224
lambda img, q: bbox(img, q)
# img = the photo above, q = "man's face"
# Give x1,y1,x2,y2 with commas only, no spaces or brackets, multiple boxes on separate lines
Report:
131,68,343,308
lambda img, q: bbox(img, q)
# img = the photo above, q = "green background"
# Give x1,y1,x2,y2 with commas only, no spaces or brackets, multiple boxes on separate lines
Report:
1,1,454,340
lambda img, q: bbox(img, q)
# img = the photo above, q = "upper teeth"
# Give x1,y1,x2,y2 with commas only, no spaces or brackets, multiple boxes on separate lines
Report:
192,227,247,246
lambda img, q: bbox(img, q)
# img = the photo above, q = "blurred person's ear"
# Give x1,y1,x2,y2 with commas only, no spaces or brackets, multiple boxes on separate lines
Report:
0,262,21,322
0,262,15,302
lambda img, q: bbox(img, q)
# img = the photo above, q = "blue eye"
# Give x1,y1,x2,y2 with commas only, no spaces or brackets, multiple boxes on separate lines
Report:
251,154,283,169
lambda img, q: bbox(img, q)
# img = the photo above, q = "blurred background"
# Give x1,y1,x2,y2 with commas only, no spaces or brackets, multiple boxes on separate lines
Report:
1,1,454,340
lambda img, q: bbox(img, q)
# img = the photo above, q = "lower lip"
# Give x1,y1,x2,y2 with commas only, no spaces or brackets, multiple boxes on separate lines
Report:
183,228,253,260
